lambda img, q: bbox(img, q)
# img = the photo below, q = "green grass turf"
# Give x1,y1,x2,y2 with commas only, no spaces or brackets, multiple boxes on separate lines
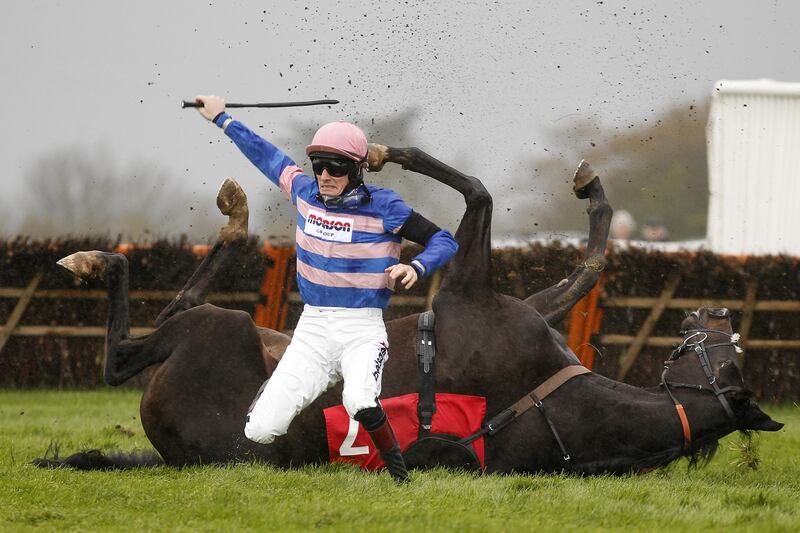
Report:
0,389,798,532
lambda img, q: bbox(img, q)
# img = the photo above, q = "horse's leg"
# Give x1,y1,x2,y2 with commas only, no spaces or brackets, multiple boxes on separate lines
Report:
369,145,493,292
154,178,249,326
58,251,170,385
524,161,612,325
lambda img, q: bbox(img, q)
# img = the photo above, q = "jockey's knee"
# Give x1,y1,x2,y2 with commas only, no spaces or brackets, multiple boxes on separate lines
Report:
343,390,379,421
244,380,291,445
244,415,278,444
246,402,298,444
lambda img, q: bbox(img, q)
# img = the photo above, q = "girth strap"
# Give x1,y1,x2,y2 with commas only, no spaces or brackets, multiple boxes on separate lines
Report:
416,311,437,438
509,365,592,415
462,365,591,462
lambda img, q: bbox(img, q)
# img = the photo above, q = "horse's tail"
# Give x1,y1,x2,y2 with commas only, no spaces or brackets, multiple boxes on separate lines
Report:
32,449,163,470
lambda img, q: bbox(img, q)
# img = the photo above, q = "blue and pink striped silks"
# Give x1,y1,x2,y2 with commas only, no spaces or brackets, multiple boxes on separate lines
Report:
217,114,458,309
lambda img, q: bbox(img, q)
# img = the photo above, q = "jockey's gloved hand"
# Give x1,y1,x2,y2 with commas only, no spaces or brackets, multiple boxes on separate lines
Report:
195,94,226,122
385,263,418,289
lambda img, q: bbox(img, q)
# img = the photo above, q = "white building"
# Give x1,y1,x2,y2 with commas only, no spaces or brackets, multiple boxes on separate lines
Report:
706,79,800,256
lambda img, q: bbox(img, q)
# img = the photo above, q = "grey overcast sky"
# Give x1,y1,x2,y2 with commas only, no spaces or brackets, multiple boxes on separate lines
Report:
1,0,799,239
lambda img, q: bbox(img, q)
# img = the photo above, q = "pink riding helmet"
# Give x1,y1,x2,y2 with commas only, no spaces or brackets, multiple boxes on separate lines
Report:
306,121,368,169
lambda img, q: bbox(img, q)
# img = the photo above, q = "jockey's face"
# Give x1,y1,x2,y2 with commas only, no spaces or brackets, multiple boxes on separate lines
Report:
311,154,355,197
316,169,350,197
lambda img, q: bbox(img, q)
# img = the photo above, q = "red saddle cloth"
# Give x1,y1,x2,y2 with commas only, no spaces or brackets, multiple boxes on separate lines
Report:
324,393,486,471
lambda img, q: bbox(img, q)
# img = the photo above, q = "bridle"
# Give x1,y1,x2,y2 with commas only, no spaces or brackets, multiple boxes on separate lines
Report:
661,327,744,450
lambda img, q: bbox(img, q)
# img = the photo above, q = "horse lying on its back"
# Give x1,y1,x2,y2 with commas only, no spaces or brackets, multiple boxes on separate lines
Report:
41,148,782,474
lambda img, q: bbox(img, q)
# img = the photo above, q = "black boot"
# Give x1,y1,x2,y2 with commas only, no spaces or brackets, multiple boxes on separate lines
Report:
355,406,410,484
371,423,410,484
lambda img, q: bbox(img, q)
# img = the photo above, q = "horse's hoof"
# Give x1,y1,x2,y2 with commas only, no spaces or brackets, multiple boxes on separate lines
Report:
216,178,249,243
216,178,247,216
573,160,598,199
57,251,109,281
367,143,389,172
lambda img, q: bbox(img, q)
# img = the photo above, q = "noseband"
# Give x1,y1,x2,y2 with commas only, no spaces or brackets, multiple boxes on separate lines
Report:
661,328,744,450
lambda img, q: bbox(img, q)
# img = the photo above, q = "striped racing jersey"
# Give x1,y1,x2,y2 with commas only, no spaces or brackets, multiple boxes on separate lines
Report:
216,114,458,309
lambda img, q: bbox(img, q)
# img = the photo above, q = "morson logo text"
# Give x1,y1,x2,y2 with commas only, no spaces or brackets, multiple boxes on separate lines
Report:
305,209,354,243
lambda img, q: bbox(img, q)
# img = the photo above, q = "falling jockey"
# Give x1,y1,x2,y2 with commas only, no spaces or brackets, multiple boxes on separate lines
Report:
194,95,458,483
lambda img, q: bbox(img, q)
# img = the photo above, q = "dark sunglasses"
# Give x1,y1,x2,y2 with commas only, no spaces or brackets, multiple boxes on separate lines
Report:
311,156,355,178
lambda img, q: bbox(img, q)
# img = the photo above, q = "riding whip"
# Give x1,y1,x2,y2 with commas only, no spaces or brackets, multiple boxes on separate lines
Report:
181,99,339,109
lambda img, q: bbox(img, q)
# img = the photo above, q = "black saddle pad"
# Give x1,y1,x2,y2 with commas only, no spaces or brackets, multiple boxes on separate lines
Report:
403,434,482,472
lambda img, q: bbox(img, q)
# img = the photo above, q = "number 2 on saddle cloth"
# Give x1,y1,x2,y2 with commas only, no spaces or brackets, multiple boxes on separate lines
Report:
323,392,487,471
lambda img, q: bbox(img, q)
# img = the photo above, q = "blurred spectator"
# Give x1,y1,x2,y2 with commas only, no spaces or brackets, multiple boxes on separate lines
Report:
641,217,669,242
610,209,637,240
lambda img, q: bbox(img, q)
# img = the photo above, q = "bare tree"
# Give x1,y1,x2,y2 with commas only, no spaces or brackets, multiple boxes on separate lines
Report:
0,200,9,236
510,101,709,240
15,146,219,240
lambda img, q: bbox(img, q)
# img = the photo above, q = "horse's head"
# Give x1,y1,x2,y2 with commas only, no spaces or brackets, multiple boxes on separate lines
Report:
665,307,783,432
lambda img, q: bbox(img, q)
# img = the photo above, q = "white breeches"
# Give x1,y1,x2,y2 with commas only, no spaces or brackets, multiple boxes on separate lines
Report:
244,305,389,445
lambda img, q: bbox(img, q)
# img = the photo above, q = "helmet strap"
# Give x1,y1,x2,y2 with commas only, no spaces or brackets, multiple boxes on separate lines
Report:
316,181,371,209
343,165,365,194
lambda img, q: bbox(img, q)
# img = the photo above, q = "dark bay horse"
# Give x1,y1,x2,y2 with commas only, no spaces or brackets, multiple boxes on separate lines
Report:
42,146,781,474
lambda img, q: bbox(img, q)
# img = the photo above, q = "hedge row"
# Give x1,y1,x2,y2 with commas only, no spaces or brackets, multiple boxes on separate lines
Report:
0,238,797,401
0,237,269,388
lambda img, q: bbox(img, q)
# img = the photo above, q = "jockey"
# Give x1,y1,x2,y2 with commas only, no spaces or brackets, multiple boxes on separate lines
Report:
194,95,458,483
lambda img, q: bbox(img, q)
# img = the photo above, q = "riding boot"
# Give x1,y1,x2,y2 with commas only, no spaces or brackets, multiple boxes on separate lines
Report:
355,406,410,484
367,419,410,484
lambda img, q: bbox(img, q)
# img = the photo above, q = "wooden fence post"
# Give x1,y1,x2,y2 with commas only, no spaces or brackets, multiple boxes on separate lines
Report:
566,290,589,353
255,244,294,330
566,277,605,370
580,281,604,369
276,247,294,331
0,272,43,354
617,274,681,381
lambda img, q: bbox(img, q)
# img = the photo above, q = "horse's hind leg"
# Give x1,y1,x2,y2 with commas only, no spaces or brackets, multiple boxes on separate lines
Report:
369,145,493,292
154,178,250,326
524,161,612,325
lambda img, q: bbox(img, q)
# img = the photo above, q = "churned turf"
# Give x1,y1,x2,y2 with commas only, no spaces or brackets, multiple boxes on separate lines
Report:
0,389,798,532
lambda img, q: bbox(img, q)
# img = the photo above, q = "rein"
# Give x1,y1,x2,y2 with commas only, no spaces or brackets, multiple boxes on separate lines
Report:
661,328,743,451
